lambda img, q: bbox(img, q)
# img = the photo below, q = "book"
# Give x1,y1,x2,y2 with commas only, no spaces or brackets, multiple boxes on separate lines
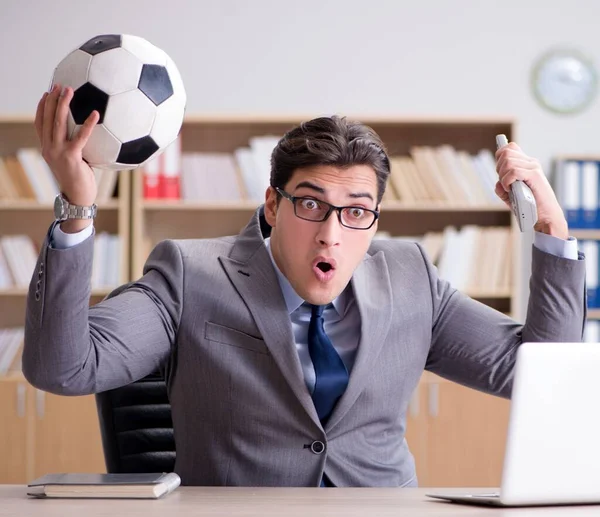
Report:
26,472,181,499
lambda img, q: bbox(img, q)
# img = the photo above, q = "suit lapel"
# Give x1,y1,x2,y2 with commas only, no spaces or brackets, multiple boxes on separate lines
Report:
325,250,393,432
219,208,321,427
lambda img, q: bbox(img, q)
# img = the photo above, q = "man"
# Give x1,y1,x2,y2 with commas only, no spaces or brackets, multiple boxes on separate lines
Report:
23,84,586,487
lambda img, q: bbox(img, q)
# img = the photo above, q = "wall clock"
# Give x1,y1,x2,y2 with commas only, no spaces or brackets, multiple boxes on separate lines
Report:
531,48,597,114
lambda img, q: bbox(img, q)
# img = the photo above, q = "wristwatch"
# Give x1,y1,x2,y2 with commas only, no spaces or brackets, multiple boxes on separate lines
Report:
53,193,97,222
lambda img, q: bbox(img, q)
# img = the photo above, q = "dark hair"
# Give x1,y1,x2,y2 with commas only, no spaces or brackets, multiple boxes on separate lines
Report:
270,115,390,204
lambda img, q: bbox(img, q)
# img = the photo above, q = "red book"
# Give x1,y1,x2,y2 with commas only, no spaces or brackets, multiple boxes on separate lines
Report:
142,155,160,199
159,137,181,200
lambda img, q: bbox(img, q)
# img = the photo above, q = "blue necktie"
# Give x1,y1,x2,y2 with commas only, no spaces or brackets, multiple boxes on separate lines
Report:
308,304,349,425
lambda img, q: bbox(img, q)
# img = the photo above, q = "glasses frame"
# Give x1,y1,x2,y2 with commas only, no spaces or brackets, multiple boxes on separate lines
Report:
275,187,379,230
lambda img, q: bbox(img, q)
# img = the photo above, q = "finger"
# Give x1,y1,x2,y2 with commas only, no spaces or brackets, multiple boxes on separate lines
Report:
495,181,511,205
34,92,48,143
53,87,73,144
495,143,524,160
496,158,537,177
71,110,99,151
500,169,531,192
42,83,61,147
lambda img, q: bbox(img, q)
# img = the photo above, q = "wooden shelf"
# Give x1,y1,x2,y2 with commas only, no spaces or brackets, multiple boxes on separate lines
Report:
141,200,510,213
588,309,600,320
142,200,260,211
0,371,25,383
0,288,115,297
571,230,600,240
0,200,119,210
465,290,512,299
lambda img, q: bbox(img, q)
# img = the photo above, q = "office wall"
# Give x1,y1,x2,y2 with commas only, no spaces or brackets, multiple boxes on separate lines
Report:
1,0,598,310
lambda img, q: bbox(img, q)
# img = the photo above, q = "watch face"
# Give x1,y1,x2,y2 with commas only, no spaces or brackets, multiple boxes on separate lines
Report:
54,195,66,220
532,49,598,114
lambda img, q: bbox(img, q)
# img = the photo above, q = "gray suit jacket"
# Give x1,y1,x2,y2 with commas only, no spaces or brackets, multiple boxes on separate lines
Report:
23,208,587,487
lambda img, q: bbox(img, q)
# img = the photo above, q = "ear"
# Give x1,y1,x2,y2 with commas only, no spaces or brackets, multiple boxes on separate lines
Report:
264,187,278,227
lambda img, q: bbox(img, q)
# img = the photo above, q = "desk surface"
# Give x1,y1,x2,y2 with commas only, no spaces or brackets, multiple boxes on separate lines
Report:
2,485,600,516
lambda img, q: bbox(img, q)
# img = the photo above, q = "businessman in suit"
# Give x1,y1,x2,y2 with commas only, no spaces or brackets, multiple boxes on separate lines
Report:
23,84,586,487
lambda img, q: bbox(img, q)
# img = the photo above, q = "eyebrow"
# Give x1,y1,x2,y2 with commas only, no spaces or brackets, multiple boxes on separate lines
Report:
293,181,374,202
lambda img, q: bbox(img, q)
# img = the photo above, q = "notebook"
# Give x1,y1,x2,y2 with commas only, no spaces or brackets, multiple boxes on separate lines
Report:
27,472,181,499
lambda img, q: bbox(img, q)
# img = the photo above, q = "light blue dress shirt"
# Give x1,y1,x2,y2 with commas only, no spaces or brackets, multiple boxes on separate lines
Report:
52,224,579,394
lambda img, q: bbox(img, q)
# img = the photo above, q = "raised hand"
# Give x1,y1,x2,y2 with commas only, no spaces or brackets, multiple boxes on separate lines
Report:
35,83,99,208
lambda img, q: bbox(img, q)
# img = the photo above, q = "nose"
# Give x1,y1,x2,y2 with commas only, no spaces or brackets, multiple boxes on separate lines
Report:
315,210,342,247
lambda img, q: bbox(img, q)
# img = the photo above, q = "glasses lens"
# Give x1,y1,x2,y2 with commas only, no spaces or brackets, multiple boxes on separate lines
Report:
341,207,376,229
294,198,329,221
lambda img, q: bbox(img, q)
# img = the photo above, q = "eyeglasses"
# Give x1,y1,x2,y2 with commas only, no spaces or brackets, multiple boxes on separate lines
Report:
275,187,379,230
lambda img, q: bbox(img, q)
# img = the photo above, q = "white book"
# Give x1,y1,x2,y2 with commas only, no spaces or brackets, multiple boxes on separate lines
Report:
234,147,262,202
471,154,497,203
15,235,39,287
582,240,598,306
581,161,598,227
559,161,581,225
98,168,119,202
0,327,24,376
456,151,489,204
16,148,59,203
15,148,47,202
180,153,197,201
1,237,28,287
476,149,506,206
249,136,280,200
437,226,466,288
0,246,14,289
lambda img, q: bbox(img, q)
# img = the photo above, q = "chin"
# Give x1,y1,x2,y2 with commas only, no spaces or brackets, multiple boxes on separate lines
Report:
300,284,340,306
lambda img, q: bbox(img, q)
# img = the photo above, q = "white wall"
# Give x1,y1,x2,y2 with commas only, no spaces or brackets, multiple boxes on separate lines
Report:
3,0,600,159
2,0,597,313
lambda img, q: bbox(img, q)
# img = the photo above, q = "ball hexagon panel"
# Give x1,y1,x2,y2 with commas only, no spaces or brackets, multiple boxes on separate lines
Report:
139,64,173,105
70,83,109,124
88,47,143,96
51,49,93,92
120,34,167,66
103,89,156,143
72,123,121,167
80,34,122,56
150,93,186,148
117,136,159,165
165,56,186,101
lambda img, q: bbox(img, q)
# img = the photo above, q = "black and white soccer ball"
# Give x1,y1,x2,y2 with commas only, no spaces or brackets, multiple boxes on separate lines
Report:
50,34,186,170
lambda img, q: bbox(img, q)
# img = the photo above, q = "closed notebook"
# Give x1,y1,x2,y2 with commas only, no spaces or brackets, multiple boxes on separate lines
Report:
27,472,181,499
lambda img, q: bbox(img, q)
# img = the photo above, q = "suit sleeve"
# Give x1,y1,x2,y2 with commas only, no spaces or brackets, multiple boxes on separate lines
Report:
23,222,184,395
422,243,587,398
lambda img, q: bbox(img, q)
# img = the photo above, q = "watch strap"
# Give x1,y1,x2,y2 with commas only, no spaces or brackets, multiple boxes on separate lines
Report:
64,203,97,219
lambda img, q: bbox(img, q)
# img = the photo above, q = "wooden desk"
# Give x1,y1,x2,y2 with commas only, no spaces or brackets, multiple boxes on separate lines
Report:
2,485,600,516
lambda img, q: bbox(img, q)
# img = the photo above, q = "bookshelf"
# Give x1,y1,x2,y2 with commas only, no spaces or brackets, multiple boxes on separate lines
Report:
0,117,129,482
132,116,520,317
552,155,600,338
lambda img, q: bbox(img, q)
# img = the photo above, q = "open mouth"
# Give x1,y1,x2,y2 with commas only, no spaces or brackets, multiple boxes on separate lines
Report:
316,262,333,273
312,257,337,280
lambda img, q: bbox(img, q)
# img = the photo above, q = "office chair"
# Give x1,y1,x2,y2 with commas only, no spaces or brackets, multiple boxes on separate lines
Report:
95,371,176,473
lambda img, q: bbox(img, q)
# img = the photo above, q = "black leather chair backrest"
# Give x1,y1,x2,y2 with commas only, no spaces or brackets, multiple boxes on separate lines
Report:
95,372,176,473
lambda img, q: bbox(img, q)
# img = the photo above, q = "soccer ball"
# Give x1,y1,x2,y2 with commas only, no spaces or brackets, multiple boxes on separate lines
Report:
50,34,186,170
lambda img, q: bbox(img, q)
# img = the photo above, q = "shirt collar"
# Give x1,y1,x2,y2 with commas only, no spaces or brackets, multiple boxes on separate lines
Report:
264,237,346,316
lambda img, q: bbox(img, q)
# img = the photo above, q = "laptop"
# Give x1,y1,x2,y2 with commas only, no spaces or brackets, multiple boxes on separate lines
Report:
426,341,600,507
